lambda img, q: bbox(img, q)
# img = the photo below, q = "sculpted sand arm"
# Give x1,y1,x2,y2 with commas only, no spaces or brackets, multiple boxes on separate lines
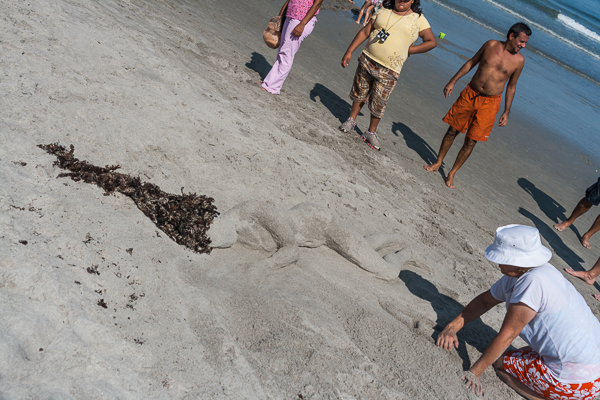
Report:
210,201,301,270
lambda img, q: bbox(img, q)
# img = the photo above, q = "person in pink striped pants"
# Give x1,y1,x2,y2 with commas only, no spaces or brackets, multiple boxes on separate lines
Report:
261,0,323,95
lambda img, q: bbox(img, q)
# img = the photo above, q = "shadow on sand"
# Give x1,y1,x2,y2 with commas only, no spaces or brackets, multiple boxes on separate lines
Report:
245,52,272,80
309,83,362,124
518,207,599,291
518,178,581,239
400,270,503,370
391,121,440,166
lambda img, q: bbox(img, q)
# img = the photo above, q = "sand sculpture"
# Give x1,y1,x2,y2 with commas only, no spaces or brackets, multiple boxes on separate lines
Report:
209,200,408,280
38,144,406,279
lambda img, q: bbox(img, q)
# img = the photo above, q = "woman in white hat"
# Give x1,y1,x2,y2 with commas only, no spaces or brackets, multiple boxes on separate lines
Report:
436,224,600,399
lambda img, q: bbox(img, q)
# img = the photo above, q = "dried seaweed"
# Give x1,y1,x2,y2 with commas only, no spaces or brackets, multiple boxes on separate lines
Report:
38,143,218,254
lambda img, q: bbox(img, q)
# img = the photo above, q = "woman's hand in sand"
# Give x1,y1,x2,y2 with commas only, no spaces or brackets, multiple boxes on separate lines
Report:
292,22,305,37
436,326,459,350
443,81,455,97
341,52,352,68
460,370,484,396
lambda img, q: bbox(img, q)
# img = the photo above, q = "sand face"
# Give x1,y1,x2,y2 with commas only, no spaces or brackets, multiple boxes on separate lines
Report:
2,0,600,398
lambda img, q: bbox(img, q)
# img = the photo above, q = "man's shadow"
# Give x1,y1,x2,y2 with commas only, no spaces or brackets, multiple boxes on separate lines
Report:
391,122,444,176
309,83,362,124
518,178,582,239
246,52,272,80
400,270,503,370
518,207,598,291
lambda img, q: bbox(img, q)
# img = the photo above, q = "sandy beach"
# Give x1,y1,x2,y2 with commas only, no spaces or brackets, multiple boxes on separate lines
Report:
2,0,600,398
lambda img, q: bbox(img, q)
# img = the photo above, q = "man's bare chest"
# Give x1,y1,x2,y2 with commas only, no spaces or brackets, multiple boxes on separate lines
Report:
480,49,519,78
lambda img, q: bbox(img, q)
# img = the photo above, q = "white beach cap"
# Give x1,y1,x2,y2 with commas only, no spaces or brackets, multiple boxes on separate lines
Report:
485,224,552,268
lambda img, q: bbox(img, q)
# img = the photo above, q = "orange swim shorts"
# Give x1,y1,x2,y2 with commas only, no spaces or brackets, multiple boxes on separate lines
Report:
503,349,600,400
442,84,502,142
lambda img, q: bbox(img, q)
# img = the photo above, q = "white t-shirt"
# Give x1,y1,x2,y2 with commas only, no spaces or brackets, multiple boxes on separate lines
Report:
491,263,600,383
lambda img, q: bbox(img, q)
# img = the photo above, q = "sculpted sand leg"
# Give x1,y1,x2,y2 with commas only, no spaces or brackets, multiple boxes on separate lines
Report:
209,200,407,280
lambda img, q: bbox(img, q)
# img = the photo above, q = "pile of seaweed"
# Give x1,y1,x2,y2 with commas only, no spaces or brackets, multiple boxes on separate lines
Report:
38,143,218,254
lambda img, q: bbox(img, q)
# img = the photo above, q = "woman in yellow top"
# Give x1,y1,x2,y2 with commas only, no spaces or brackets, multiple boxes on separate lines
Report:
339,0,436,151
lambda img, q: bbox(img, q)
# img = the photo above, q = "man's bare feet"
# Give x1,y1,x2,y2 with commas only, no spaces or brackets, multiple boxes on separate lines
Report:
424,163,440,172
593,294,600,302
565,268,597,285
554,221,571,231
445,175,455,189
581,235,592,249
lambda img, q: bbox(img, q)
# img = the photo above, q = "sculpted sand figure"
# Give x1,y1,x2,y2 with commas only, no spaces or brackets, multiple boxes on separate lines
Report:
425,23,530,188
209,200,408,280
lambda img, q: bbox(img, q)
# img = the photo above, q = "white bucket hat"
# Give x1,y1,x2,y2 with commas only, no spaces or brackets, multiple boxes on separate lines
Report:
485,224,552,268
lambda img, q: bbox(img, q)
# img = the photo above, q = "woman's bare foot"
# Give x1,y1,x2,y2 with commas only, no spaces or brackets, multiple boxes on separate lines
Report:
593,294,600,302
554,221,571,231
581,234,592,249
565,268,597,285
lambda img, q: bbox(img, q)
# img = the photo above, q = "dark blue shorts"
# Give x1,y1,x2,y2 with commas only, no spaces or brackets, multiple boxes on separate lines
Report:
585,178,600,206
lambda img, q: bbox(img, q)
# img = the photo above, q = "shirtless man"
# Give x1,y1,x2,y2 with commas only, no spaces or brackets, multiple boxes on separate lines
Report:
424,23,531,188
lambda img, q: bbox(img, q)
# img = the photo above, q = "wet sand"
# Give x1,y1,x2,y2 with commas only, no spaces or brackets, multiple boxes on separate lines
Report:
1,0,600,398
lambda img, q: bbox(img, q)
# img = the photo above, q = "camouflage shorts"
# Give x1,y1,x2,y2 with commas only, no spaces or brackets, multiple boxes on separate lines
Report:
349,53,400,118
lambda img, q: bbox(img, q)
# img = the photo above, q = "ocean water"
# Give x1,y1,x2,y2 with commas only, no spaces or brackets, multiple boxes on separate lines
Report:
353,0,600,165
427,0,600,84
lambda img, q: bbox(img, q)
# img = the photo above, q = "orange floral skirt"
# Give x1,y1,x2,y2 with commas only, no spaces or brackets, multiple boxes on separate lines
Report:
503,350,600,399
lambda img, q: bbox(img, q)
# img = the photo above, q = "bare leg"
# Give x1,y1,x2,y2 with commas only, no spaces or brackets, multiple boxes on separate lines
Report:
565,255,600,285
349,101,365,121
555,198,593,231
445,136,477,189
356,5,365,24
363,7,373,26
324,221,400,281
368,114,381,132
424,126,459,172
492,357,546,400
581,213,600,249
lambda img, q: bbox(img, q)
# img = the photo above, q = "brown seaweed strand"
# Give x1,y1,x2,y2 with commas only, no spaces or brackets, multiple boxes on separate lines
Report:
38,143,218,254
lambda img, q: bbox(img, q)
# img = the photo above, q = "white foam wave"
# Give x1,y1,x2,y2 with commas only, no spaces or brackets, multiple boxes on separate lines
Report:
428,0,600,63
427,0,504,35
557,13,600,44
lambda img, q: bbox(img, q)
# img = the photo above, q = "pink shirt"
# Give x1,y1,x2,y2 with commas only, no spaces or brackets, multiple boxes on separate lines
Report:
286,0,319,21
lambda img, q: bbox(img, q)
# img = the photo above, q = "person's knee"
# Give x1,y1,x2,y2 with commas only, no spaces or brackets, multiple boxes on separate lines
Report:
447,126,460,137
464,137,477,149
582,197,594,208
492,357,504,371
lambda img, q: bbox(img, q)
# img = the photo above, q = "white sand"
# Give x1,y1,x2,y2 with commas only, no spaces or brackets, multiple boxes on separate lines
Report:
2,0,600,398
